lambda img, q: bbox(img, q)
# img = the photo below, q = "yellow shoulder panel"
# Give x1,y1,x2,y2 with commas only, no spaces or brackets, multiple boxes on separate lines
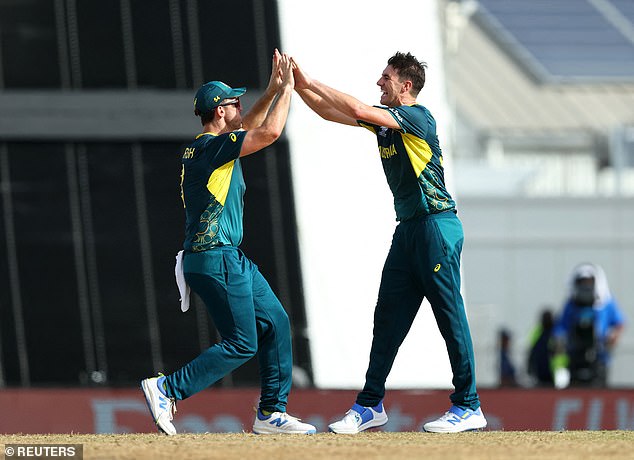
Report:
207,160,235,206
402,133,432,177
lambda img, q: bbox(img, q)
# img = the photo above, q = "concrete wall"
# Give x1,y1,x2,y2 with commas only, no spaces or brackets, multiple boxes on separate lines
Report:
458,196,634,387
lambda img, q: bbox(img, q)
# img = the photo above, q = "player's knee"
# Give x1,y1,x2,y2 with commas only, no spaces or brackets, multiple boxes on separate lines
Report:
226,335,258,359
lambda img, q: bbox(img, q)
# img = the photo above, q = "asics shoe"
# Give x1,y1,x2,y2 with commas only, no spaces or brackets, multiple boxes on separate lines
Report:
423,406,487,433
253,409,317,434
140,375,177,436
328,401,388,434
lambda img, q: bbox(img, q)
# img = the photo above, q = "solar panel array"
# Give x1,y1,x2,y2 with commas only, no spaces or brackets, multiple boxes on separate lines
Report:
475,0,634,82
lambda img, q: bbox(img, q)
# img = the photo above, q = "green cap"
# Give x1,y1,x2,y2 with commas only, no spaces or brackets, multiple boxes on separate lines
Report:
193,81,247,115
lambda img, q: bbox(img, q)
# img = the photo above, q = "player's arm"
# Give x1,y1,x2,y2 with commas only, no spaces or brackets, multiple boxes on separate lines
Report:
607,323,624,348
293,58,400,129
239,54,294,157
295,88,357,126
606,301,626,348
241,49,282,131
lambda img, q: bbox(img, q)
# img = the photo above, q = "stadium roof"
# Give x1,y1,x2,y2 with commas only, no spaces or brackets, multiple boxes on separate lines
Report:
446,0,634,136
474,0,634,83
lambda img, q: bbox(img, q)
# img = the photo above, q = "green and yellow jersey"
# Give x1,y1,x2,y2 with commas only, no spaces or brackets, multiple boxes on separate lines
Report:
359,104,455,221
180,131,247,252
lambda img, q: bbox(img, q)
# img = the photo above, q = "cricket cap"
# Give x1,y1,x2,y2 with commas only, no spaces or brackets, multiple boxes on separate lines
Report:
193,81,247,115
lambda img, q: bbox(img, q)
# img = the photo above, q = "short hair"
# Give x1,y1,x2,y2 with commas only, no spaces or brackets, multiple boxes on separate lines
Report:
195,108,216,125
387,52,427,96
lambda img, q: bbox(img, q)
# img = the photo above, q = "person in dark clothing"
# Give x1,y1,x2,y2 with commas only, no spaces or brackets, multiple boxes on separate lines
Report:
527,309,555,387
499,328,518,387
554,264,626,387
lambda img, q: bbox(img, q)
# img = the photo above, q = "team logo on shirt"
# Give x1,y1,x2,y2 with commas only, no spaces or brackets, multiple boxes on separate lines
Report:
434,264,441,272
379,127,388,137
230,133,237,142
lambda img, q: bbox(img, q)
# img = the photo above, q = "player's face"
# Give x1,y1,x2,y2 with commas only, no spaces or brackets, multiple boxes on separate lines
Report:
377,65,405,107
220,98,243,129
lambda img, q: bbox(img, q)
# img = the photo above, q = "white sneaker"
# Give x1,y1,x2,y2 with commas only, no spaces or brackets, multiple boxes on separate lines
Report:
253,409,316,434
423,406,487,433
140,375,177,435
328,401,388,434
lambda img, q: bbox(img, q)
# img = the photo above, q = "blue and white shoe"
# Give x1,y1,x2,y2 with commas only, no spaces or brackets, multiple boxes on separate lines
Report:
423,406,487,433
140,374,177,436
328,401,388,434
253,409,317,434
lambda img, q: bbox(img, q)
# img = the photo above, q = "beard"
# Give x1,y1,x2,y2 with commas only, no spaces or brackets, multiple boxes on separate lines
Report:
226,114,243,131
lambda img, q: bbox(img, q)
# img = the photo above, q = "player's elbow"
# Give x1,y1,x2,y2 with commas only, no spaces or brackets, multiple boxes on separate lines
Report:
240,127,282,157
350,103,370,121
256,126,282,149
263,126,283,143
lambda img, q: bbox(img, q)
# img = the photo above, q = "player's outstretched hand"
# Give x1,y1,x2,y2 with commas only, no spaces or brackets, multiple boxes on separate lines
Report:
265,48,283,95
279,53,295,89
291,58,311,90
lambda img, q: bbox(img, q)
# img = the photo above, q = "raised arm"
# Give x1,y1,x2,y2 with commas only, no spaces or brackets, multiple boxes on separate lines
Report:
295,87,358,126
239,53,294,157
292,58,400,129
241,49,283,131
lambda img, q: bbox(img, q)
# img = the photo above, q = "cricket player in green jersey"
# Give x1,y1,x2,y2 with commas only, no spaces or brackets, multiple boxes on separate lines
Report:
293,52,487,433
141,50,315,436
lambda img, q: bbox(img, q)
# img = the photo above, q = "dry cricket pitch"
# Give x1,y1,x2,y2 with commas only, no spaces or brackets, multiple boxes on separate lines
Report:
2,431,634,460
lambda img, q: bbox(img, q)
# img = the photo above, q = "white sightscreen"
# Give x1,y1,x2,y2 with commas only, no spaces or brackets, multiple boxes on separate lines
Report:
279,0,455,388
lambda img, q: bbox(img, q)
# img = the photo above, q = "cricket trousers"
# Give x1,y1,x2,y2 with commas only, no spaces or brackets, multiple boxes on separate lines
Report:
356,211,481,410
163,246,292,413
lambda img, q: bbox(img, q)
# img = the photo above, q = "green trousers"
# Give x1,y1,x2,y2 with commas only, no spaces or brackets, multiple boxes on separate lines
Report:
357,211,480,410
164,247,292,413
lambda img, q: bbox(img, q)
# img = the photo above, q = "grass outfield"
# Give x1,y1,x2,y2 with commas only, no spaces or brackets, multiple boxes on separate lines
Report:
1,431,633,460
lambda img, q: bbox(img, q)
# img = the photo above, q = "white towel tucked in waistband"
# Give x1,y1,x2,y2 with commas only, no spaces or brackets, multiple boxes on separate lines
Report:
175,250,191,312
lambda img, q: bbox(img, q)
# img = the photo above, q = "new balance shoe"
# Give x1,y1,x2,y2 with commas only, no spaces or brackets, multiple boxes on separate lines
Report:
252,409,317,434
423,406,487,433
328,401,388,434
140,374,177,436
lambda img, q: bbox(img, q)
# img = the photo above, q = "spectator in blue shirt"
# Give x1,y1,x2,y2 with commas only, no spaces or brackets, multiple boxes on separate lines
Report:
554,263,626,387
